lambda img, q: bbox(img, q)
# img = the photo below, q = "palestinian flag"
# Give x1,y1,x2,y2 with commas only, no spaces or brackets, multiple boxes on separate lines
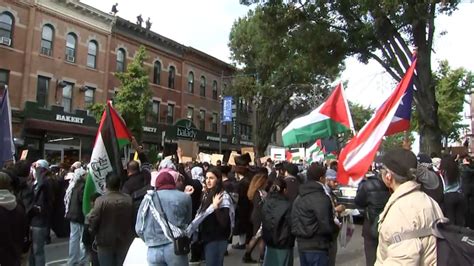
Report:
306,139,325,163
282,83,353,147
82,101,132,214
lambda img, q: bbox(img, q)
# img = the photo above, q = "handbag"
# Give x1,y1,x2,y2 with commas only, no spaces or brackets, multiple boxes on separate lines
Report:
155,192,191,255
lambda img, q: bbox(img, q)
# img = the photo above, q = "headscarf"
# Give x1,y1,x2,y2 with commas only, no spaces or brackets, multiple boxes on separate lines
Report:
64,167,86,216
155,172,176,190
191,166,204,183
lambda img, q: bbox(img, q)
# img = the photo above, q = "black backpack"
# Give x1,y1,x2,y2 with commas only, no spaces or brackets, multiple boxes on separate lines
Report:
389,218,474,266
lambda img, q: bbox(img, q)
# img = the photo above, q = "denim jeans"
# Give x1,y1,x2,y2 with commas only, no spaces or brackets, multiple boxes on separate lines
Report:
97,245,130,266
204,240,228,266
68,222,87,265
29,226,48,266
147,242,189,266
299,250,329,266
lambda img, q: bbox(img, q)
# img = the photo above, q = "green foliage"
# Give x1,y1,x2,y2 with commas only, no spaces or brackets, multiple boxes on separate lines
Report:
89,45,151,141
382,132,415,151
229,3,346,155
88,103,106,123
348,101,373,132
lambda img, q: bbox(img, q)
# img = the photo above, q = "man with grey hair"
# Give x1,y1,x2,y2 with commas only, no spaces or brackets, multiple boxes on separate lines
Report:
375,148,444,265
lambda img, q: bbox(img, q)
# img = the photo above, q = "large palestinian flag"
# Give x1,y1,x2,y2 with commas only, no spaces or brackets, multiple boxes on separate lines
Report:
82,101,131,214
282,83,353,147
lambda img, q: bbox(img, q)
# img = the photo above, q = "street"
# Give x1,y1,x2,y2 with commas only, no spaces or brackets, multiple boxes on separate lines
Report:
45,224,365,266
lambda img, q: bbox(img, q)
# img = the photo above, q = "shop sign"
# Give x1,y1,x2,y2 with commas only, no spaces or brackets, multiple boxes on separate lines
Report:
175,119,198,140
240,140,254,146
143,126,157,133
55,114,84,124
206,135,228,143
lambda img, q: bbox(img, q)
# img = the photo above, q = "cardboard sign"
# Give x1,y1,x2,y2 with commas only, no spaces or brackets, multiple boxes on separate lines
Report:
198,152,212,163
211,154,224,165
20,150,28,160
227,151,239,166
181,156,193,163
260,156,270,164
271,148,286,161
241,147,254,155
248,152,255,166
178,140,199,159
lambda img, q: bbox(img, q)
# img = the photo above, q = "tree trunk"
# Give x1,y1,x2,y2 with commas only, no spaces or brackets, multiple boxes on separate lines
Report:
419,121,442,155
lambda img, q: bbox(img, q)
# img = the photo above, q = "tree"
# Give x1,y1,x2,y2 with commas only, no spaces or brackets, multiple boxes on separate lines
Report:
349,101,373,132
240,0,462,155
89,45,152,141
228,3,347,156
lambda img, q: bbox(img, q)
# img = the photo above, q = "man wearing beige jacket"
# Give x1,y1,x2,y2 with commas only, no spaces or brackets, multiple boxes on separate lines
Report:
375,148,444,266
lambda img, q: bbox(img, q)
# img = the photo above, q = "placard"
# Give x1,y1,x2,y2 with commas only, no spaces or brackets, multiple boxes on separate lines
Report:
198,152,212,163
260,156,270,164
20,150,28,160
227,151,239,166
211,154,224,165
178,140,199,159
181,156,193,163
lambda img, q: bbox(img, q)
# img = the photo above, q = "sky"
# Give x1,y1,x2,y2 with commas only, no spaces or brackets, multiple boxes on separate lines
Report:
82,0,474,152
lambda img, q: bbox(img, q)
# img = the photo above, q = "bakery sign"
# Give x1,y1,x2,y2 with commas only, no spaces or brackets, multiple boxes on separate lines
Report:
55,114,84,124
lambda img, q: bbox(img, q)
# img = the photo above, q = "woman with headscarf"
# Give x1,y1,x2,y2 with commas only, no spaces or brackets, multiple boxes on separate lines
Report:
440,155,466,226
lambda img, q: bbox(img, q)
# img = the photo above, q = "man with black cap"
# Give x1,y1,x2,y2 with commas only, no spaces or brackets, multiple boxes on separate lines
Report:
232,153,253,250
375,148,444,265
283,162,300,202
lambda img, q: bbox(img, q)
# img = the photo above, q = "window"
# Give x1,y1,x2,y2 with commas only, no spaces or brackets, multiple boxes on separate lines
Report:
40,25,54,56
168,66,175,89
87,40,98,68
84,87,94,107
65,33,77,63
167,104,174,124
0,69,9,86
36,76,50,108
212,113,218,132
62,82,73,113
200,76,206,97
147,100,160,123
199,110,205,130
153,61,161,84
0,12,13,46
212,80,218,100
187,72,194,93
186,106,194,121
116,48,126,72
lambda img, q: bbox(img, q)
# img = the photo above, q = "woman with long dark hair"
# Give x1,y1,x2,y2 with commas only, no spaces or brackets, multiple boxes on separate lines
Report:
440,155,466,226
198,167,233,266
242,171,268,263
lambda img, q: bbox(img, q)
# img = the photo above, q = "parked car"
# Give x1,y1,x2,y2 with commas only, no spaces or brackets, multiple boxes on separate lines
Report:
333,185,364,217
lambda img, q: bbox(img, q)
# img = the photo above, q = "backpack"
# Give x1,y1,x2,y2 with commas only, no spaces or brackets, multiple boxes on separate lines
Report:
389,218,474,266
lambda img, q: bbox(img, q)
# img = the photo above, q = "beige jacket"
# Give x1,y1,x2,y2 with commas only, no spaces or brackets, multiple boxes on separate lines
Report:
375,181,444,266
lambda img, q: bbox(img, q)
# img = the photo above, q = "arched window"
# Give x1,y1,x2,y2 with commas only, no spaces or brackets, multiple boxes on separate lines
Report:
187,71,194,93
168,66,175,89
65,33,77,63
212,80,218,100
87,40,98,68
40,24,54,56
0,12,14,46
116,48,126,72
200,76,206,97
153,61,161,84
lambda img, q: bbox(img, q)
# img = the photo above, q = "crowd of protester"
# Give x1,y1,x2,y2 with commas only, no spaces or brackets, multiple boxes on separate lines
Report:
1,143,474,266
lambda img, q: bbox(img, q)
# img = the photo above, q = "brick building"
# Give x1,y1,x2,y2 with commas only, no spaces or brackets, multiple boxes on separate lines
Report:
0,0,254,165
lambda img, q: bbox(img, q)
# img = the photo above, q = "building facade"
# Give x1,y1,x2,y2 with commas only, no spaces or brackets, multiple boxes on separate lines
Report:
0,0,255,165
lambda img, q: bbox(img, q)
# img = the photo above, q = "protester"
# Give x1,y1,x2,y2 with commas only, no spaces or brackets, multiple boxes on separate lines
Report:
375,148,444,265
262,178,295,266
354,169,390,266
243,171,268,263
122,160,146,195
460,154,474,229
82,192,101,266
232,153,253,250
135,171,192,266
198,167,233,266
283,163,300,202
64,167,88,265
87,173,134,266
0,172,27,266
439,155,466,226
291,163,338,266
323,168,344,266
29,159,53,266
416,153,444,207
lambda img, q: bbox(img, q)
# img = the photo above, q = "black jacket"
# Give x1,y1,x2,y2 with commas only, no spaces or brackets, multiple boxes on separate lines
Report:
291,181,337,251
121,172,146,195
30,177,53,227
354,175,390,238
0,197,27,266
262,192,294,249
65,179,85,223
461,164,474,198
284,175,300,203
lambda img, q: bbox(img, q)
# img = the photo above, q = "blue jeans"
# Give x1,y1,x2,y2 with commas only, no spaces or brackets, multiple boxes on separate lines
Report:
29,226,48,266
68,222,87,265
299,250,328,266
204,240,228,266
97,245,130,266
147,243,188,266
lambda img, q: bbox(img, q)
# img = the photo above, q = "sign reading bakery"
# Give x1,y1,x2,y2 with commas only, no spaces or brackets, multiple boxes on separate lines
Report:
55,114,84,124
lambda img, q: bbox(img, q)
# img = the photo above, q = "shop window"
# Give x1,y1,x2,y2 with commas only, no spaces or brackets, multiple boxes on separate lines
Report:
167,104,174,124
187,106,194,121
84,87,95,110
153,61,161,85
87,40,98,69
36,76,50,108
212,112,218,133
40,24,54,56
212,80,218,100
200,76,206,97
0,69,9,86
116,48,126,72
168,66,175,89
62,82,73,113
0,12,13,46
187,71,194,93
199,110,205,131
65,33,77,63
